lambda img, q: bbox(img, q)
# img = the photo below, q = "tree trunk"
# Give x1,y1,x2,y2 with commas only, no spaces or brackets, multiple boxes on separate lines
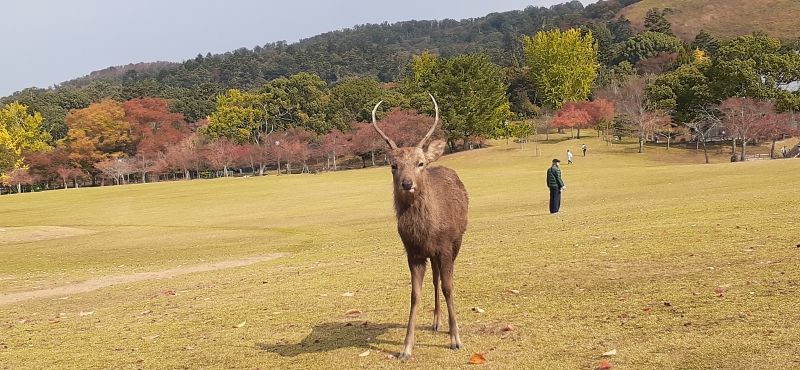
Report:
701,137,709,164
371,151,375,167
666,135,670,150
770,139,776,159
576,127,581,139
740,139,747,161
639,137,644,153
731,138,737,155
17,184,21,193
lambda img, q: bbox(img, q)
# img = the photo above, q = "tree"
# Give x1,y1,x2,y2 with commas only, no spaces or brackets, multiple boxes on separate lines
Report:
259,72,330,134
685,107,722,164
165,133,203,180
63,100,132,185
123,98,188,182
408,53,511,149
692,30,720,56
607,77,671,153
95,158,134,185
5,167,34,194
320,129,352,171
551,103,591,138
523,28,599,110
351,122,387,167
644,8,673,35
0,102,52,182
708,34,800,103
326,77,403,131
618,31,682,65
647,64,713,123
204,89,266,144
205,138,240,177
719,97,775,161
753,110,796,158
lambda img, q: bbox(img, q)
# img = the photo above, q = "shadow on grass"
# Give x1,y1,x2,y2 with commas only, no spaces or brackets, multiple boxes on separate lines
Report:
258,321,406,357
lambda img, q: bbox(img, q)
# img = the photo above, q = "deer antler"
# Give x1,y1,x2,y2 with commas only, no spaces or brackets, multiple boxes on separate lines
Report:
371,100,398,150
417,93,439,148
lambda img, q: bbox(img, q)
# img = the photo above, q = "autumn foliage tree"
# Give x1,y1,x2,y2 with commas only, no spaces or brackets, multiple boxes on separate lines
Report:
719,97,777,161
63,99,132,184
551,103,590,137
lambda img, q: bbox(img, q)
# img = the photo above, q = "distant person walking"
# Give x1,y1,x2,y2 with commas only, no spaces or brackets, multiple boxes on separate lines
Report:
546,159,565,214
567,150,573,164
581,143,587,157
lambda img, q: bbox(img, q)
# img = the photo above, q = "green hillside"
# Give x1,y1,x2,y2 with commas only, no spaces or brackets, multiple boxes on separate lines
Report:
619,0,800,40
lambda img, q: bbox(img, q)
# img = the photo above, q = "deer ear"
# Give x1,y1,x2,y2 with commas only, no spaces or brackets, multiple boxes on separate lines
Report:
424,140,446,163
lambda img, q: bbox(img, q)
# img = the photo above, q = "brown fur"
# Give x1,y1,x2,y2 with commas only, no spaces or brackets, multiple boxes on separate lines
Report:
384,142,469,360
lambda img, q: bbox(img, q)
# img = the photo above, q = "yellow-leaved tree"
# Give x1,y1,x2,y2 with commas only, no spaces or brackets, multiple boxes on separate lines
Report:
522,28,599,111
0,102,52,185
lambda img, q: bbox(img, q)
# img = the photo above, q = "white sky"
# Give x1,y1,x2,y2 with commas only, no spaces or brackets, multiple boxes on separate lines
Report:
0,0,596,96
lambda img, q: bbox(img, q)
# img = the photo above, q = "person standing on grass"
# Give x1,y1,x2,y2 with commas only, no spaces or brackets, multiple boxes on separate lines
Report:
567,149,574,164
546,159,565,214
581,143,587,157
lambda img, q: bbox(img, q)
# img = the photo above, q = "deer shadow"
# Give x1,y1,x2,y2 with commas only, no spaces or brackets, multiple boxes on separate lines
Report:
257,321,448,357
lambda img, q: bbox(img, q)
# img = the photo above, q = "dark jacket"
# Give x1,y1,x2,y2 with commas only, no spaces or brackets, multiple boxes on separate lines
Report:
546,165,564,189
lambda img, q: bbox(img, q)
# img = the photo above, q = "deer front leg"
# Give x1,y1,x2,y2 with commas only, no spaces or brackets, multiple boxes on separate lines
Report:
431,257,442,332
399,257,426,361
440,256,462,350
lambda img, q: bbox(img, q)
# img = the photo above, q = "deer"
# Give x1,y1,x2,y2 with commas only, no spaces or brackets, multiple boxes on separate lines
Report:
370,94,469,361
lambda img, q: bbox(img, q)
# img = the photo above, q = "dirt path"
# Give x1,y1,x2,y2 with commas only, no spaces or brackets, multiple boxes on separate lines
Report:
0,253,286,306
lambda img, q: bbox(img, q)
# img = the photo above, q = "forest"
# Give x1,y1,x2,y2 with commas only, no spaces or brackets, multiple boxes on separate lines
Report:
1,0,799,193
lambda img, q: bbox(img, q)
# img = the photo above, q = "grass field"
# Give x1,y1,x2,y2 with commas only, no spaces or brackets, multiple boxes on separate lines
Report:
619,0,800,41
1,135,799,369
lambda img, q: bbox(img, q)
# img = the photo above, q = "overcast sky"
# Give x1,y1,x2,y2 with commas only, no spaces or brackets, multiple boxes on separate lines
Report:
0,0,596,97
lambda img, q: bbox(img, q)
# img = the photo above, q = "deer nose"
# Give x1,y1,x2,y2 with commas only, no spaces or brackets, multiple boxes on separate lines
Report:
401,179,413,190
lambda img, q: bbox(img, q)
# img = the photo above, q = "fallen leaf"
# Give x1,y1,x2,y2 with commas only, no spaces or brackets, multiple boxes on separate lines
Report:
597,359,613,369
359,350,370,357
142,335,159,340
163,290,177,296
342,292,354,297
471,307,485,313
508,289,520,295
235,321,246,328
468,353,486,365
345,309,362,316
79,311,94,316
602,349,617,356
48,319,60,324
386,354,396,360
501,324,515,332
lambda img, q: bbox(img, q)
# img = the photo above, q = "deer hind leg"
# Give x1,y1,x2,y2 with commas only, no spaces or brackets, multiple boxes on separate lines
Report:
399,257,426,361
439,254,462,350
431,257,442,332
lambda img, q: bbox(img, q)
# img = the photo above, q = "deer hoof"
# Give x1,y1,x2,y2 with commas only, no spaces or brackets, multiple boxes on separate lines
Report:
432,323,439,332
398,352,412,361
450,343,463,350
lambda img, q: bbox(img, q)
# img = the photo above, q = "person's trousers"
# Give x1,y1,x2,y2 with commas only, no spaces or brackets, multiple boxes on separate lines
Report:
549,187,561,214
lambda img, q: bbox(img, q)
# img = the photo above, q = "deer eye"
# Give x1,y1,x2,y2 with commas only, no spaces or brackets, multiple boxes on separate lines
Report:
417,162,424,168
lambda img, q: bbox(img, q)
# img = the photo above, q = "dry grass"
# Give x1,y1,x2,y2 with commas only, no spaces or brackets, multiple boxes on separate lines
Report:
619,0,800,40
1,135,799,369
